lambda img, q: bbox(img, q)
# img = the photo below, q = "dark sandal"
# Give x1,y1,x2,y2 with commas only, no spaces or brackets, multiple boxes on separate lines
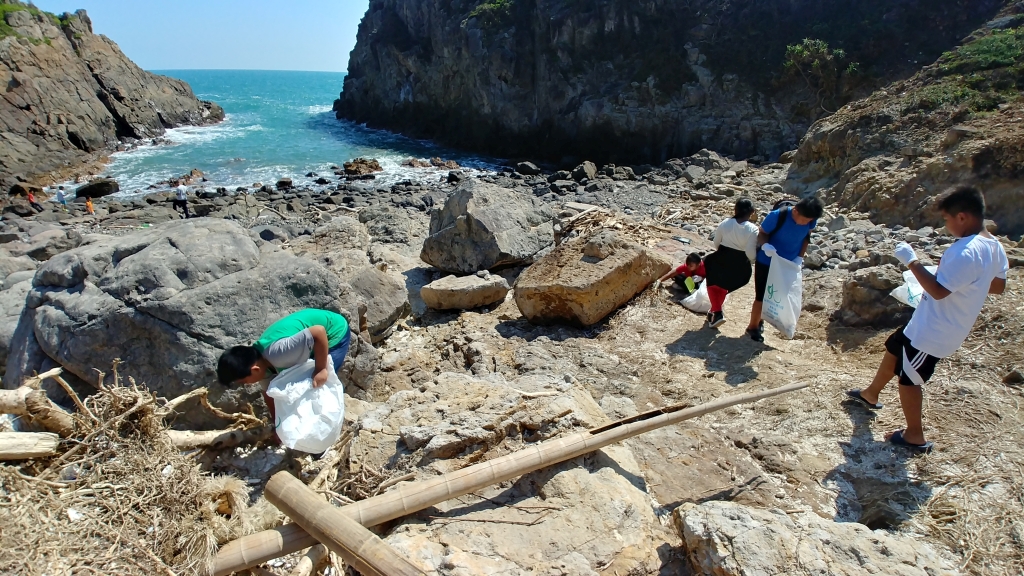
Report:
846,390,883,410
889,430,933,453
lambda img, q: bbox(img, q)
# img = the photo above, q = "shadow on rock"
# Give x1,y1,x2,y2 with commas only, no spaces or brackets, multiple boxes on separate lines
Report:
823,400,933,529
666,329,769,386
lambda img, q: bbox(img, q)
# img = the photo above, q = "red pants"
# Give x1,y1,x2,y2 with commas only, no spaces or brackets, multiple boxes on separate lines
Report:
707,285,728,313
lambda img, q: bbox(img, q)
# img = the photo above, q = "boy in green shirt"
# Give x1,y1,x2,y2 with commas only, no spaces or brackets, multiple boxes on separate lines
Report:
217,308,351,389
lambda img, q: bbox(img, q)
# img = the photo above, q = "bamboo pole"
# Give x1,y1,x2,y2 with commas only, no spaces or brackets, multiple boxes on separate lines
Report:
0,431,60,459
212,381,807,575
265,472,426,576
287,544,328,576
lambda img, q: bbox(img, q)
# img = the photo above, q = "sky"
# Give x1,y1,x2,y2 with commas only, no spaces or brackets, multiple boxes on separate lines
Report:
29,0,369,72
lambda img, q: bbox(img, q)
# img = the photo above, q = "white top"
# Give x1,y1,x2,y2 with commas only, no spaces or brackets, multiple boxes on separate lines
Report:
175,186,188,201
904,233,1009,358
713,217,759,262
55,190,65,202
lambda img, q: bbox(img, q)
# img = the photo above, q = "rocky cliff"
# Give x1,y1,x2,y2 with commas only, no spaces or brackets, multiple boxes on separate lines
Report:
0,2,223,187
335,0,1002,165
787,2,1024,236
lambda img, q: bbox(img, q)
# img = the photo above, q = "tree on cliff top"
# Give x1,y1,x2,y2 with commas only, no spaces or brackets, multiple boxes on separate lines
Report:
782,38,859,113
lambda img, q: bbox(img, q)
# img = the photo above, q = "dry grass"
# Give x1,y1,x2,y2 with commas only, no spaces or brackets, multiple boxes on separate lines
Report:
0,367,280,576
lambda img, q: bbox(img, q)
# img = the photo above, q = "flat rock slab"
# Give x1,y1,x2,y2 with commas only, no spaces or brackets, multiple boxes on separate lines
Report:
420,273,510,310
675,500,957,576
514,231,671,326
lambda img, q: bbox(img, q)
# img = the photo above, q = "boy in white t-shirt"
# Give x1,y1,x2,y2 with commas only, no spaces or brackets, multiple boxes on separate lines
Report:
847,186,1009,453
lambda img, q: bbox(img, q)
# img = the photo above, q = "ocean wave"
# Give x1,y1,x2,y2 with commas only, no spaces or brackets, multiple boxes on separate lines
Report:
307,105,334,114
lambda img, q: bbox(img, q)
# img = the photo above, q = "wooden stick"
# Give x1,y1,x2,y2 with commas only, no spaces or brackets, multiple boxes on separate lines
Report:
0,387,75,437
288,544,329,576
52,375,98,423
211,382,808,575
264,472,426,576
0,431,59,460
165,425,274,450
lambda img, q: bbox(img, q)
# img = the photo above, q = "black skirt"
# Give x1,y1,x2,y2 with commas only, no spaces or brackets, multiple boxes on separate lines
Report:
703,246,753,293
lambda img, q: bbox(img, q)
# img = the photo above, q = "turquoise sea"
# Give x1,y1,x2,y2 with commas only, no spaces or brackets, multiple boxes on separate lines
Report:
99,70,497,194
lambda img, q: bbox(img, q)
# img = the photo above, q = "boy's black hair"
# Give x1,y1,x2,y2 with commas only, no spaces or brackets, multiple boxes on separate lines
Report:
217,345,260,385
734,198,755,220
685,252,702,265
794,196,824,220
937,186,985,219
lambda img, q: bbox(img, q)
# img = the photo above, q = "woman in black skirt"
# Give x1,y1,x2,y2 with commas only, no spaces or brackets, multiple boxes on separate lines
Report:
702,198,759,327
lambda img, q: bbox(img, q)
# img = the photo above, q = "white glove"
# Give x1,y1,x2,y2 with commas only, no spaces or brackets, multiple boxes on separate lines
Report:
652,279,662,290
762,244,778,258
692,275,704,284
794,256,804,268
894,242,919,266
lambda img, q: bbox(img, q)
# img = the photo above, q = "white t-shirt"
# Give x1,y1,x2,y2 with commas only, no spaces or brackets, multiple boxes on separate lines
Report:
904,234,1009,358
713,217,759,262
176,186,188,201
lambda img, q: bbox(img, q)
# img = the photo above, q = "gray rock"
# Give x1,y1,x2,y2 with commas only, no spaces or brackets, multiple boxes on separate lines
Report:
571,161,598,182
0,253,37,279
75,179,119,199
421,180,554,274
0,279,32,368
835,265,912,327
420,273,510,311
6,229,83,261
682,165,706,183
3,219,349,426
2,270,35,290
515,161,542,176
251,225,290,243
827,215,849,232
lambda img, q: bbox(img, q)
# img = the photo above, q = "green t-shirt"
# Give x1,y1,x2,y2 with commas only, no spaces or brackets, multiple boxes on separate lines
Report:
253,309,349,354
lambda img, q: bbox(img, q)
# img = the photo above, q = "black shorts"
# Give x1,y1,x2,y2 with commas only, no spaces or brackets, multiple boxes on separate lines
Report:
753,262,771,302
885,326,940,387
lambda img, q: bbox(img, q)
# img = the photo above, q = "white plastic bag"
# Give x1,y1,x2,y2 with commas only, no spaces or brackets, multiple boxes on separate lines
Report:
761,255,803,339
266,356,345,453
680,282,727,314
889,266,938,308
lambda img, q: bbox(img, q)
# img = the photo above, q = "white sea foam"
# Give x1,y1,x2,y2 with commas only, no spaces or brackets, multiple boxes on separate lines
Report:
307,105,333,114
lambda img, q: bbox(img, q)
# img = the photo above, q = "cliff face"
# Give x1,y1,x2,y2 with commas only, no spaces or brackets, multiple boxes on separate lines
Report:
335,0,1002,165
0,4,223,186
787,3,1024,236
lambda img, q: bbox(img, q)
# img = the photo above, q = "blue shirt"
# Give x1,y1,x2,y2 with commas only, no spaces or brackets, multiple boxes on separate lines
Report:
756,209,817,266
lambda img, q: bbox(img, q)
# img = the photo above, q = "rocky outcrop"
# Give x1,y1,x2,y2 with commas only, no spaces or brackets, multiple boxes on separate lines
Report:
514,231,671,326
787,5,1024,235
675,500,957,576
336,0,1002,165
420,180,554,274
0,4,223,186
2,219,347,425
420,271,510,310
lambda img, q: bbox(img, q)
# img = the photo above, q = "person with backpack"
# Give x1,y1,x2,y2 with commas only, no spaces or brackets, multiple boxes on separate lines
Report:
745,196,824,341
702,198,759,328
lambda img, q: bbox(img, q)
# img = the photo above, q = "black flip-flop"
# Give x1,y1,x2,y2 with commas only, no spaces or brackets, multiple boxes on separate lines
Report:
846,390,883,410
889,430,933,453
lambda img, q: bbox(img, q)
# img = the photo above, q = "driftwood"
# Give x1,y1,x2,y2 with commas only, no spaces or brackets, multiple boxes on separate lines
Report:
211,381,809,575
0,431,60,460
265,472,426,576
287,544,329,576
0,387,75,437
166,425,274,450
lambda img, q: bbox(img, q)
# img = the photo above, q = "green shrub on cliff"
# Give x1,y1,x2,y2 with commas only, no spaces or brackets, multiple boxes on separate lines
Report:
782,38,859,112
0,1,61,40
467,0,513,28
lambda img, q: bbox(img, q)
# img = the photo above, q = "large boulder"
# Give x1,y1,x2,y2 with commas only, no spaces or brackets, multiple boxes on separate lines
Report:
834,265,913,327
675,500,956,576
75,179,119,199
0,279,32,369
0,251,37,278
6,229,83,261
514,231,671,326
420,180,554,274
2,219,347,424
344,158,383,176
420,272,510,310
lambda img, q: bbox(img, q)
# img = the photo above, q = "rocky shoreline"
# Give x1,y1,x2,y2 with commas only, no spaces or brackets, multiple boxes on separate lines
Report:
3,150,1023,574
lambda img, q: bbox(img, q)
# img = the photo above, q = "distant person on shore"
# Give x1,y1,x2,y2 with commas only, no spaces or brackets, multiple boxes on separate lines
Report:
26,191,45,213
217,308,352,425
85,197,94,215
655,252,705,294
746,196,823,341
174,185,192,219
847,186,1008,453
702,198,759,328
55,187,68,212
